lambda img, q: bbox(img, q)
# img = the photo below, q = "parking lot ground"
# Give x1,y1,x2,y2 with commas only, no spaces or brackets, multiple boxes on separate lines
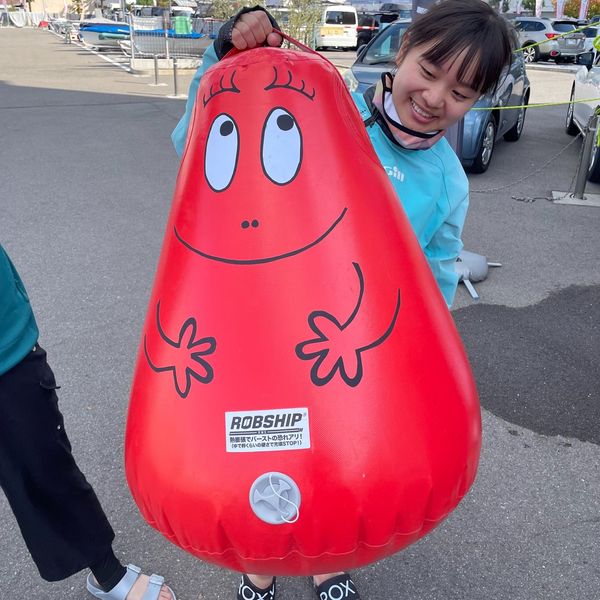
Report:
1,27,599,600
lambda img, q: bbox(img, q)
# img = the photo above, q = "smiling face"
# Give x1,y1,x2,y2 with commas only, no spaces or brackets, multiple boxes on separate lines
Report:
392,42,482,134
173,49,377,265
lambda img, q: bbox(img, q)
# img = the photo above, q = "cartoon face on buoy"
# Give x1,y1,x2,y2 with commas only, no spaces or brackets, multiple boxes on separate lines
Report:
126,47,481,576
173,52,380,266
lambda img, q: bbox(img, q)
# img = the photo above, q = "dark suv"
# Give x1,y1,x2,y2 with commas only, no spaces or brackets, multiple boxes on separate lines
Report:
357,11,399,47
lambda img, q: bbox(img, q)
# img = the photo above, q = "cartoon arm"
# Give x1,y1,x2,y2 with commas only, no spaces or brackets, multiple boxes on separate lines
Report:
296,263,401,388
143,301,216,398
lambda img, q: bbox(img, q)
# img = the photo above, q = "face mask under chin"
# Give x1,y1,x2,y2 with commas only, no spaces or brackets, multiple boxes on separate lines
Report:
372,73,445,151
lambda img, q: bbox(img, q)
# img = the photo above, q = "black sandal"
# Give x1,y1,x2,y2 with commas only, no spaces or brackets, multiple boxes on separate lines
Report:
314,573,360,600
237,574,276,600
315,573,360,600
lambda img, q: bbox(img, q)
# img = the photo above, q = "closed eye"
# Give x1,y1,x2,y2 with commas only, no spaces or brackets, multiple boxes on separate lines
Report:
420,65,434,79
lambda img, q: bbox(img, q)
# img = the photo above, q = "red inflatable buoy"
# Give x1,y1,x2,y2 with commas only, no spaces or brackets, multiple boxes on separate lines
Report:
125,45,480,575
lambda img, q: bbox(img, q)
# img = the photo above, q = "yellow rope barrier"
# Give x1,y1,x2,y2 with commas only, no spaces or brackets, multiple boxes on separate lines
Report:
472,97,600,111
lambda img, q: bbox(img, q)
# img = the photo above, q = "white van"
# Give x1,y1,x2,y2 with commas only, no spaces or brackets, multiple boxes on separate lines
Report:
314,4,358,50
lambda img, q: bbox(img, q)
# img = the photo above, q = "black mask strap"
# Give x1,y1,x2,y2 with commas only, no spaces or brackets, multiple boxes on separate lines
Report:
379,73,440,140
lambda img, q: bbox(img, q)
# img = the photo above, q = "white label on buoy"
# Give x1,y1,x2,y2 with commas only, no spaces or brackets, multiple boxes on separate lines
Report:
225,407,310,453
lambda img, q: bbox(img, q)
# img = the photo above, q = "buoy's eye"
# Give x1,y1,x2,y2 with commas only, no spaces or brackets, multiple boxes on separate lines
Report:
205,114,239,191
261,108,302,185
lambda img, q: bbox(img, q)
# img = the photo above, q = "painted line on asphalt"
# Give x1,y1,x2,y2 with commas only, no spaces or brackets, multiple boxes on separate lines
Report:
80,43,134,73
47,28,134,74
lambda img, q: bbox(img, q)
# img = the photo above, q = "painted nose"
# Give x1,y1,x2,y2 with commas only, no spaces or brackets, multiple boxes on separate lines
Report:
241,219,260,229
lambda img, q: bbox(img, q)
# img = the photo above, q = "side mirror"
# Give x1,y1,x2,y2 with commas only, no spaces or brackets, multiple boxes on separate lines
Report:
577,51,595,69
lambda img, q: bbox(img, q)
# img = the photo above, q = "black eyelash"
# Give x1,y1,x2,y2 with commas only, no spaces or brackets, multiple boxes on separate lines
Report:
264,67,315,101
203,71,240,107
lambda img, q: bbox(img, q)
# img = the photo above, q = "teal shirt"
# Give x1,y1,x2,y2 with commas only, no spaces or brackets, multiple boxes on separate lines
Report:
171,45,467,307
352,93,467,307
0,245,39,376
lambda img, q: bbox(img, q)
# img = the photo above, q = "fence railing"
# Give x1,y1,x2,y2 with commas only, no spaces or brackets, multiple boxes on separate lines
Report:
127,15,224,59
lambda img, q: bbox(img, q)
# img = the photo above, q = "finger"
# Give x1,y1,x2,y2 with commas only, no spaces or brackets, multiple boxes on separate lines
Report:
266,31,283,47
231,28,248,50
254,12,274,42
232,21,259,50
234,13,264,48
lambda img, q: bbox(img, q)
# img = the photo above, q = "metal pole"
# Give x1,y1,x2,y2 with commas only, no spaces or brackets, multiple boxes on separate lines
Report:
153,54,159,85
129,13,135,70
164,12,170,61
173,56,178,97
573,117,597,199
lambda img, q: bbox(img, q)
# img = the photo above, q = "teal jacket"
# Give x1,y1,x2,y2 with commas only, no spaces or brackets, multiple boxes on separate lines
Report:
0,244,39,376
171,45,467,306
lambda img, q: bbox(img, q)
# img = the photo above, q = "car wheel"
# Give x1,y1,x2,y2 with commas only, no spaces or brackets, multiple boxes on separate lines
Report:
522,44,539,63
565,85,579,136
504,94,528,141
587,119,600,182
469,117,496,174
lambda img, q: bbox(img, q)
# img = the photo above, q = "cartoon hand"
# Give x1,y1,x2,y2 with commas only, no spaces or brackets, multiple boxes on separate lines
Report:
144,301,216,398
296,263,401,388
296,311,364,387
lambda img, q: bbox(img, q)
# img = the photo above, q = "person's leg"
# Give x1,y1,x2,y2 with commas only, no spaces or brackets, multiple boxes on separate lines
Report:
89,547,127,591
246,575,274,588
0,345,116,581
238,574,276,599
0,345,174,599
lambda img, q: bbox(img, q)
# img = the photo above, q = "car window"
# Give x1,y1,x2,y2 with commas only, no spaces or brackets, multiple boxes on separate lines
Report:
584,27,598,37
553,22,576,32
363,22,408,65
533,22,546,31
326,11,356,25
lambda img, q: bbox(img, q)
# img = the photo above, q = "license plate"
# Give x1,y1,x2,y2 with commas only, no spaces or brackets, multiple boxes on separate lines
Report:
321,26,344,36
567,39,576,45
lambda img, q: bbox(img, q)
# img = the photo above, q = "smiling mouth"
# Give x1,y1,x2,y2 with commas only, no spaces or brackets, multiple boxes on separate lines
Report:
174,208,347,265
410,98,435,120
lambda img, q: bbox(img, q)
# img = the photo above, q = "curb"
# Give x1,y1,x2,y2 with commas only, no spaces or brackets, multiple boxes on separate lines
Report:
525,63,579,74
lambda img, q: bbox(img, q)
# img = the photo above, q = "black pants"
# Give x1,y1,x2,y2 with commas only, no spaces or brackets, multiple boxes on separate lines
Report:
0,345,115,581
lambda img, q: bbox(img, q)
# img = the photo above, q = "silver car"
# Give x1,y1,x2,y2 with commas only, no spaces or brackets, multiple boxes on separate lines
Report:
514,17,585,63
565,51,600,181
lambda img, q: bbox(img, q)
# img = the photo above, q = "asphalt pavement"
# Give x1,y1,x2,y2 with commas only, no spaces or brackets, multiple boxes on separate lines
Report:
1,27,599,600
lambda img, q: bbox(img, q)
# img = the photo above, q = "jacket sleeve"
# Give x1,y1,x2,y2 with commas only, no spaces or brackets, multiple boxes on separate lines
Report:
171,43,219,158
423,192,468,308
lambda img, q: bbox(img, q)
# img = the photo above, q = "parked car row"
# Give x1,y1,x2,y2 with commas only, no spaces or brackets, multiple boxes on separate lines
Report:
344,19,530,174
